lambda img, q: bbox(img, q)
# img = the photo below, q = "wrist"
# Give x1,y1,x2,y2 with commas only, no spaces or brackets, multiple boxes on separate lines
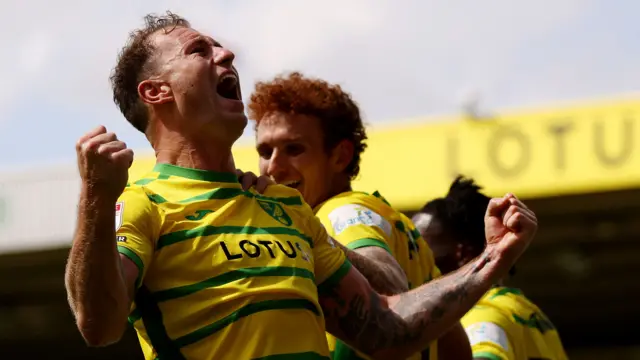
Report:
475,247,514,283
80,182,119,211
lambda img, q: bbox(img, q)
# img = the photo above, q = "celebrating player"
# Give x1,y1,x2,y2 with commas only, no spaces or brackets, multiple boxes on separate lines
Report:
65,12,538,360
413,176,568,360
249,72,471,360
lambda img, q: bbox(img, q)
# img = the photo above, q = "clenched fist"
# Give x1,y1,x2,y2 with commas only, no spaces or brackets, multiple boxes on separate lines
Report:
76,126,134,201
484,193,538,272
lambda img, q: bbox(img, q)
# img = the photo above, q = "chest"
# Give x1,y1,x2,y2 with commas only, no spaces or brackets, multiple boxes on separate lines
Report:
147,199,316,287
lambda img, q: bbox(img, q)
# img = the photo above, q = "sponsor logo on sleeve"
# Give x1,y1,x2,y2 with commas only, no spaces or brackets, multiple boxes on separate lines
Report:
328,204,392,236
115,202,124,231
465,322,509,351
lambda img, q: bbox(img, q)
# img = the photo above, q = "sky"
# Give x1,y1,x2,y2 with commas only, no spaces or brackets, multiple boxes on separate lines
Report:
1,0,639,171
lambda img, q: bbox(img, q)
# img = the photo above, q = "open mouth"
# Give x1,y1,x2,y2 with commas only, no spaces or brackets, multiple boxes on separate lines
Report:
216,72,241,101
281,180,301,189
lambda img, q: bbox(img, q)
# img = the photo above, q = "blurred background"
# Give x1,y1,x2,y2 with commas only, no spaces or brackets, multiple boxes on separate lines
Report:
1,1,639,359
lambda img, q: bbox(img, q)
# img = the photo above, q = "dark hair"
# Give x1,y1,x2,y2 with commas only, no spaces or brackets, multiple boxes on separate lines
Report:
110,11,190,133
420,176,491,255
248,72,368,179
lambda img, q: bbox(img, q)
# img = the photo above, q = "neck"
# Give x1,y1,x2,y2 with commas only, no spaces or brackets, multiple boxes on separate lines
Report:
152,127,236,173
318,175,352,206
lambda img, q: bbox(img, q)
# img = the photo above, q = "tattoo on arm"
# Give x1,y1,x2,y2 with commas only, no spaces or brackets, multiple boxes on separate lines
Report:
341,244,408,295
321,257,491,359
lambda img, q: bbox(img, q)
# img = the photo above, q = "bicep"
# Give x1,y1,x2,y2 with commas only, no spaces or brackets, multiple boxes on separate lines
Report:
352,246,408,295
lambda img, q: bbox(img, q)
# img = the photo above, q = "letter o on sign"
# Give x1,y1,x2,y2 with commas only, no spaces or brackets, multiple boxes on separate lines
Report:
487,126,531,178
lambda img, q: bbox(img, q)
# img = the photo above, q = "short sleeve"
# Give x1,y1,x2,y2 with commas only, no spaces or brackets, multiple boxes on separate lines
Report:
322,204,394,254
115,186,161,288
304,213,351,288
461,307,517,360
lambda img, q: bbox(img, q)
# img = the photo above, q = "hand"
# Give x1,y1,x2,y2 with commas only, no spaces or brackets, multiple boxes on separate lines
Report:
76,126,134,201
484,193,537,271
235,169,274,194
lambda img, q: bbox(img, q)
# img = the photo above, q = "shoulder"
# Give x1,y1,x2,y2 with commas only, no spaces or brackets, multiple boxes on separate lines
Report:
320,194,393,236
120,183,157,206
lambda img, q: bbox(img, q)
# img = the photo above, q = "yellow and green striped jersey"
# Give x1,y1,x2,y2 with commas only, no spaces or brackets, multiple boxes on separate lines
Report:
115,163,351,360
461,287,569,360
314,191,441,360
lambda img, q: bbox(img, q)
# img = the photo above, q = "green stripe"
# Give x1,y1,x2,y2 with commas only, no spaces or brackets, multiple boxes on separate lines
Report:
317,260,352,293
136,285,186,359
154,163,239,183
158,173,171,180
178,186,302,206
332,340,366,360
117,245,144,289
174,299,320,348
152,267,315,302
253,352,330,360
134,178,157,186
472,351,504,360
178,187,245,203
345,238,392,255
490,287,522,299
128,308,141,324
147,193,167,204
372,191,391,206
157,225,313,250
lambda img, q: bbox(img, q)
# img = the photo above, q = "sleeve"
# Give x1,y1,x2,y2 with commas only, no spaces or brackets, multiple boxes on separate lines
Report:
461,307,517,360
304,212,352,288
115,186,161,289
321,203,394,254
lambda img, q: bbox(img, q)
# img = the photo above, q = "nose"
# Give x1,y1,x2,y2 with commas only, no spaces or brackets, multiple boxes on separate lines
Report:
266,150,288,182
214,46,235,68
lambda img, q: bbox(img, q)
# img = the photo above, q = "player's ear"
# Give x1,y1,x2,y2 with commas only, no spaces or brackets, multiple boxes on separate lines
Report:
330,139,354,173
138,79,174,105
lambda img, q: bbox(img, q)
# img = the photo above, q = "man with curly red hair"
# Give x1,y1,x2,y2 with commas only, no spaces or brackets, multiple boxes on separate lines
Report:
249,72,473,360
66,11,538,359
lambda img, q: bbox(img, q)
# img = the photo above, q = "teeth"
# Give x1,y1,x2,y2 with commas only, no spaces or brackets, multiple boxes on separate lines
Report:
282,180,300,187
219,73,238,85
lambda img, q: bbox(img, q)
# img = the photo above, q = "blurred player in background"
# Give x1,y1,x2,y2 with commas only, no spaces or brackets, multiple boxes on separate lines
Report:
413,176,569,360
64,11,539,360
249,72,472,360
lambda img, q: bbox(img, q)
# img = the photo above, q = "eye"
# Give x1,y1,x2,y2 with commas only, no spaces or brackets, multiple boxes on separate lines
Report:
257,147,272,160
189,40,210,56
285,144,304,156
191,46,206,55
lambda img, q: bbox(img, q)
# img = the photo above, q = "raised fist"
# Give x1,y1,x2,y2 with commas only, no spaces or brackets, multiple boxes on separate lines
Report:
76,126,134,201
484,193,538,270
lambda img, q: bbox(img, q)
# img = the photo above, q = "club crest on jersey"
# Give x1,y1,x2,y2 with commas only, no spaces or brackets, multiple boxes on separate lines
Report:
115,202,124,231
257,199,292,226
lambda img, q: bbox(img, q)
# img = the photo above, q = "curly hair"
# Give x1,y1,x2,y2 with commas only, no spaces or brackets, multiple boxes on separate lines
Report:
248,72,368,179
420,176,491,255
110,12,190,133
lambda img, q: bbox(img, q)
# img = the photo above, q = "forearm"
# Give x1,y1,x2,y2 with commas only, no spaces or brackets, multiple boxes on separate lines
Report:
65,186,129,345
324,250,504,359
338,243,408,295
380,252,500,358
